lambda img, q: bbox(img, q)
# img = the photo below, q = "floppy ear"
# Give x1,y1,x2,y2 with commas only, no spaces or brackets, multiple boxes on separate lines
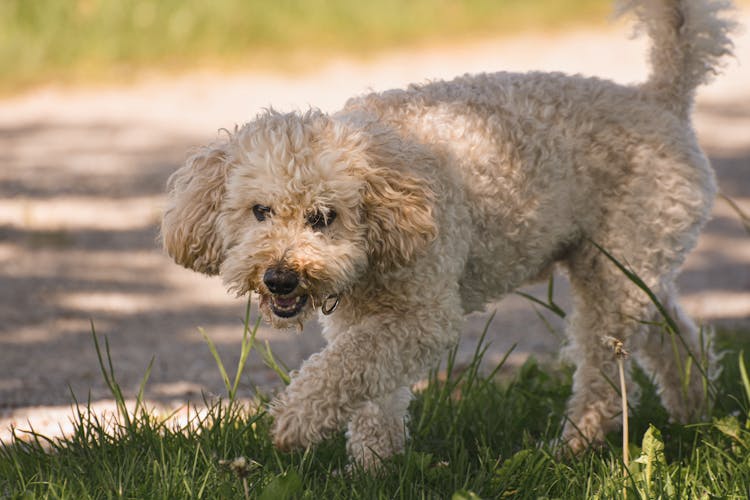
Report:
161,143,232,275
362,167,438,272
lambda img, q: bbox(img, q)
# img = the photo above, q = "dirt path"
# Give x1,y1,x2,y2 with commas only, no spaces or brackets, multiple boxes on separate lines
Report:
1,15,749,441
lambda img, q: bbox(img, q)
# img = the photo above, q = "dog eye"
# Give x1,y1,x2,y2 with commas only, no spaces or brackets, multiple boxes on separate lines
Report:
307,209,336,230
252,204,272,222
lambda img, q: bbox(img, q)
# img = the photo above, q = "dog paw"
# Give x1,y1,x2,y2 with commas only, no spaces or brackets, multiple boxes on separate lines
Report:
555,428,607,459
269,395,326,452
269,401,306,451
555,434,588,458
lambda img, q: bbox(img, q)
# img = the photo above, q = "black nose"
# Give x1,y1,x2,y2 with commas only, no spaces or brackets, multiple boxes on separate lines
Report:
263,267,299,295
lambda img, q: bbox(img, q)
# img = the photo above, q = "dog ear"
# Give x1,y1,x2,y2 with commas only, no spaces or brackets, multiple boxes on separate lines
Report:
161,143,232,275
362,167,438,272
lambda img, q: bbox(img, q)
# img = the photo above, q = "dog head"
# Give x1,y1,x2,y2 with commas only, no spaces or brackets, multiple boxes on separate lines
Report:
162,109,437,328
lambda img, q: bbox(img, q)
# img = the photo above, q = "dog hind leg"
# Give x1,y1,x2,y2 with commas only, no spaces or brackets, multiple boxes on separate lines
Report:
560,143,714,452
560,249,648,453
631,286,713,423
560,221,684,450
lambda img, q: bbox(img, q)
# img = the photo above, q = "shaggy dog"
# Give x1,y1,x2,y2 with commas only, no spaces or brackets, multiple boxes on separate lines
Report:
162,0,735,468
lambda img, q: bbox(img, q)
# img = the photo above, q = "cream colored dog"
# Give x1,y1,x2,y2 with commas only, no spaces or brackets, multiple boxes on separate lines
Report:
163,0,735,468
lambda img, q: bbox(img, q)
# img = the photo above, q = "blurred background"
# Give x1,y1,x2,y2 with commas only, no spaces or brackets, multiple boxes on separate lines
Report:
0,0,612,94
1,0,748,439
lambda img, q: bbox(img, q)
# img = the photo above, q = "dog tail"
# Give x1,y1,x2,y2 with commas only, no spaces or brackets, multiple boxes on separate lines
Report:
618,0,736,118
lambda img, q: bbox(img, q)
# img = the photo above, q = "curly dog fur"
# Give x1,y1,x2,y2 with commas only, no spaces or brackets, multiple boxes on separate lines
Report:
162,0,736,468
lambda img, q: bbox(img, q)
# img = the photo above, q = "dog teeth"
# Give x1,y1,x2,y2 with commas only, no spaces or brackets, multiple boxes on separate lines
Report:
273,295,302,309
270,294,308,317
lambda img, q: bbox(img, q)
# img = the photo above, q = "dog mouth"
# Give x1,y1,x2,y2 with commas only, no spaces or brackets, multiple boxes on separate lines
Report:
267,293,309,318
261,292,340,319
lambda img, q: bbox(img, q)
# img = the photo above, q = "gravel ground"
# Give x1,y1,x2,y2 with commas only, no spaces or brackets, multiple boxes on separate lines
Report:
1,13,748,441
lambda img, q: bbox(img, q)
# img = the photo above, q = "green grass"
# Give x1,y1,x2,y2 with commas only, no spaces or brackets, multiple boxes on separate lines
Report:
3,238,750,498
2,310,750,498
0,0,612,94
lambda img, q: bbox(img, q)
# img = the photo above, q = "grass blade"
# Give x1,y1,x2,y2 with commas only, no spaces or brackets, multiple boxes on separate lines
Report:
198,326,232,397
90,320,131,429
135,356,155,418
260,340,291,386
720,193,750,236
514,274,566,319
231,296,261,401
739,350,750,413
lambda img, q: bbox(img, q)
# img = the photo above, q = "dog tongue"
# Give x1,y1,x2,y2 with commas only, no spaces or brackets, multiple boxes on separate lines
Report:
275,296,297,307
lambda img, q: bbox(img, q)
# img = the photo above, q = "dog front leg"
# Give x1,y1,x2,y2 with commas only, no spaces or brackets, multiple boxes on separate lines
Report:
346,386,412,469
269,316,454,455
